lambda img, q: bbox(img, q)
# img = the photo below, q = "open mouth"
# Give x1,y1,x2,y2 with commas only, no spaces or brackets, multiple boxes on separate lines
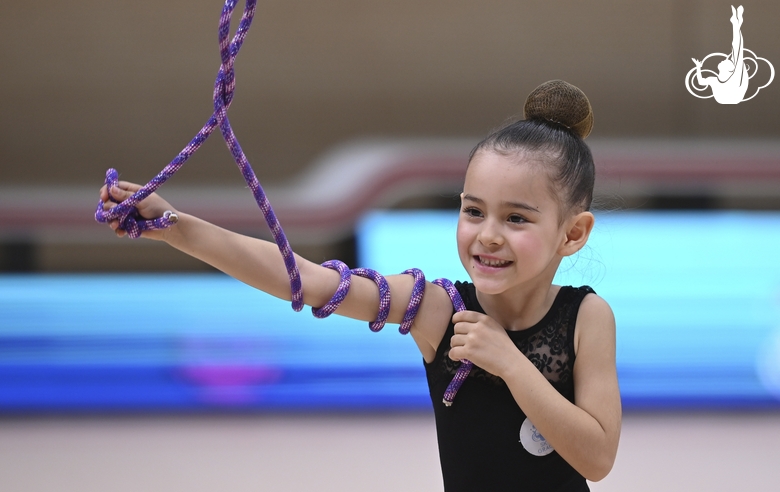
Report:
476,256,512,268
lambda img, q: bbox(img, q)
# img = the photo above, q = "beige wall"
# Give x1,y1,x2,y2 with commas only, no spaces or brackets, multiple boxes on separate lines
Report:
2,0,779,187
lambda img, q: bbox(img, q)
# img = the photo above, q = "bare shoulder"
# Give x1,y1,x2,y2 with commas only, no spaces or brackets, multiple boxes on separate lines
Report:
580,292,614,323
574,293,615,355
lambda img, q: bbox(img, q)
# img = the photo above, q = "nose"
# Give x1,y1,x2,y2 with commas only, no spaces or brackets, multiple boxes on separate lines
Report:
477,219,504,247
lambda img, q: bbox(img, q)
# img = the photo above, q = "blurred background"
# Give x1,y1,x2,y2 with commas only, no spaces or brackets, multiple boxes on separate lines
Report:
1,0,779,490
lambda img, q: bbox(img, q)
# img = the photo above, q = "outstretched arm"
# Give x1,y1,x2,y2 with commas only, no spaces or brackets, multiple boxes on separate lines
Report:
101,181,454,361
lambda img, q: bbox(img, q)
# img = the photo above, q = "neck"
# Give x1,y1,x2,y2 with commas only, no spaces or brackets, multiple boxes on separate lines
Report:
475,270,560,332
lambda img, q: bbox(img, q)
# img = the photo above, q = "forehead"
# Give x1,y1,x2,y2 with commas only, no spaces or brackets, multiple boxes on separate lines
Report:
463,151,556,206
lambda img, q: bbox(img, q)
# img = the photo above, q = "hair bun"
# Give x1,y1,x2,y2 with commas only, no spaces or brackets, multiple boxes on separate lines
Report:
523,80,594,139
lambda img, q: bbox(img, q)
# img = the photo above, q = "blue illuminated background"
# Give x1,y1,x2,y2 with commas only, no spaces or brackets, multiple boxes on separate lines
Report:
1,210,779,411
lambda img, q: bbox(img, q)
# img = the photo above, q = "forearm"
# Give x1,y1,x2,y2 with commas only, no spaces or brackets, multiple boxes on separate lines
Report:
500,356,617,481
102,181,448,332
161,212,342,306
159,212,428,326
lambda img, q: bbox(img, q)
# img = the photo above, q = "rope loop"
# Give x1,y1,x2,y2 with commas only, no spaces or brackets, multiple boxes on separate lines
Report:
352,268,391,332
398,268,425,334
93,0,475,403
92,0,304,311
312,260,353,319
310,262,392,332
95,0,256,234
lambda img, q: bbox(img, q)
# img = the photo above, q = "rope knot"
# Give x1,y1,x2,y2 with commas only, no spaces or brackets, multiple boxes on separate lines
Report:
94,169,178,239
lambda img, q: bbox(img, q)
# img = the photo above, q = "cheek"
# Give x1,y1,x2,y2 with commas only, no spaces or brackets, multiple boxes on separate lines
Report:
456,220,472,258
509,232,547,257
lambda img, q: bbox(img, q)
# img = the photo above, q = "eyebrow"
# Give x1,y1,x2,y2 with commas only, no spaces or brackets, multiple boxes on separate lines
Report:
462,194,540,213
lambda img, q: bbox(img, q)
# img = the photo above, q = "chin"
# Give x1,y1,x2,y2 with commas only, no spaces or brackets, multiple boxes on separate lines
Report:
468,276,512,296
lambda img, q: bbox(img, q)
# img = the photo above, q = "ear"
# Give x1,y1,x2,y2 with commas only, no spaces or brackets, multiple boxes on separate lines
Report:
558,211,595,257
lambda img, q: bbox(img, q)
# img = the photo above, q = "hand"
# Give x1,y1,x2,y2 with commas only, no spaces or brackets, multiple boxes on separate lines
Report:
692,58,702,67
449,310,519,378
99,180,177,240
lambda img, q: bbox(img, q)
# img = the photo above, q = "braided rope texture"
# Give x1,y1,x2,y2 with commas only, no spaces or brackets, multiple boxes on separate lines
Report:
94,0,303,311
94,0,471,404
433,278,471,406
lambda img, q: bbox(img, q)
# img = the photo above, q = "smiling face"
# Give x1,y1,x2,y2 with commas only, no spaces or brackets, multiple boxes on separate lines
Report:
456,150,571,296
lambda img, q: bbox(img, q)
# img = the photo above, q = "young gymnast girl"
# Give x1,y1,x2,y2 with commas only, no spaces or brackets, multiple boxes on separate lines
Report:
100,80,621,491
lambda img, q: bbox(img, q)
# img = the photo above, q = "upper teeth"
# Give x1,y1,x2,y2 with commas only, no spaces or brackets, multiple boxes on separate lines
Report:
479,257,510,267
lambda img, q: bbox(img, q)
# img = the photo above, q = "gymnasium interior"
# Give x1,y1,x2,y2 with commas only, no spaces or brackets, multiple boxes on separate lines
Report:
1,1,779,490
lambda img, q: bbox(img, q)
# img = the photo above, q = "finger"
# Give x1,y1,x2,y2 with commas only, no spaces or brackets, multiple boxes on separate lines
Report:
452,310,485,324
116,181,143,192
448,346,463,362
106,181,143,203
103,196,119,210
113,222,126,237
453,321,474,335
450,333,465,348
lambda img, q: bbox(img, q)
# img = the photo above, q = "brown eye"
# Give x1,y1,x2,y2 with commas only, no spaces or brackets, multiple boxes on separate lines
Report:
463,207,483,218
508,215,527,224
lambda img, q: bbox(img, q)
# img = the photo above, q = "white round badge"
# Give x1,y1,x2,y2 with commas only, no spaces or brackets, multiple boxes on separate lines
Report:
519,418,554,456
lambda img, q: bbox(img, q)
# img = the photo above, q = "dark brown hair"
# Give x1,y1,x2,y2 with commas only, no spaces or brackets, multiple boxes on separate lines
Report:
469,80,595,218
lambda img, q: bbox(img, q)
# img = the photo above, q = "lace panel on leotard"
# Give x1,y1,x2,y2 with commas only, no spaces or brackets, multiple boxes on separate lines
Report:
433,283,594,398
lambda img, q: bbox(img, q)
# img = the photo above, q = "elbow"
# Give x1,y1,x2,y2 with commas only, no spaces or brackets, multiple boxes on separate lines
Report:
580,452,616,482
583,467,612,483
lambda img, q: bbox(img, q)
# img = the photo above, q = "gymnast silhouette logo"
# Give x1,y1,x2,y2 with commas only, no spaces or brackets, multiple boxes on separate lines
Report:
685,5,774,104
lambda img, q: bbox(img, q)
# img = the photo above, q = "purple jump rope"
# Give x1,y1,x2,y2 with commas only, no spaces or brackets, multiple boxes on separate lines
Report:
95,0,473,406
